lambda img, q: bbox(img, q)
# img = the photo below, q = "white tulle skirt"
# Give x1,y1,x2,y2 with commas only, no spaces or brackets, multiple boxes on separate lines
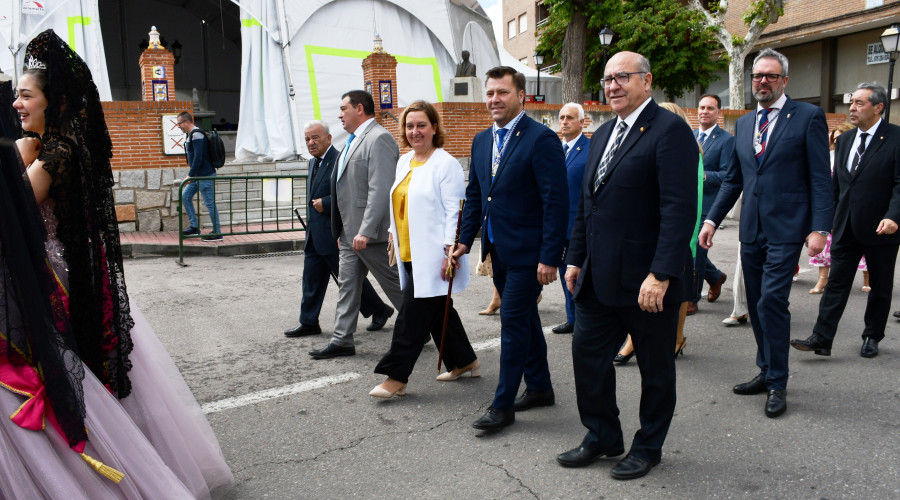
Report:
0,299,233,499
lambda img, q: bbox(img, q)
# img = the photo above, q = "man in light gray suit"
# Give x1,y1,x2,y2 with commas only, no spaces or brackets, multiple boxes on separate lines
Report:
309,90,404,360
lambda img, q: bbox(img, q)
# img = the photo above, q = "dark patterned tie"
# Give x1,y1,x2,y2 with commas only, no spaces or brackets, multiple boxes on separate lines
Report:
851,132,869,172
698,131,707,147
310,157,320,183
755,108,773,164
563,143,570,158
594,121,628,192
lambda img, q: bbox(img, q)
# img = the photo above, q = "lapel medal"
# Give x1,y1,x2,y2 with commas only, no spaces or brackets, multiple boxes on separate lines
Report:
754,143,763,155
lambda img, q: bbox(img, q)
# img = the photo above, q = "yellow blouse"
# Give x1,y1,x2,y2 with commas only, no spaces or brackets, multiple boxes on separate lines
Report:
392,158,426,262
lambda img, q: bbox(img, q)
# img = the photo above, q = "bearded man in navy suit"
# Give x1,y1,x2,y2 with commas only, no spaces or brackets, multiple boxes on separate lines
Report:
453,66,568,433
559,51,697,480
700,48,832,419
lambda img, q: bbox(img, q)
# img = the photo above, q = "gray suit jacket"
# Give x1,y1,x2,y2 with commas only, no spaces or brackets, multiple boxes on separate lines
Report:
330,120,400,242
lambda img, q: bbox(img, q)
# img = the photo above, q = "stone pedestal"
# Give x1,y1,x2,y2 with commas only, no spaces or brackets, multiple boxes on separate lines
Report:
448,76,482,103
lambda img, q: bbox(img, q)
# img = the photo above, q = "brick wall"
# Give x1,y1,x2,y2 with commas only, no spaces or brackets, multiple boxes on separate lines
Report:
137,48,176,102
722,0,900,46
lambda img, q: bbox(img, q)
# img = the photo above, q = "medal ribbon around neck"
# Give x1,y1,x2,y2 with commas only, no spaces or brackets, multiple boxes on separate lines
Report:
492,111,525,177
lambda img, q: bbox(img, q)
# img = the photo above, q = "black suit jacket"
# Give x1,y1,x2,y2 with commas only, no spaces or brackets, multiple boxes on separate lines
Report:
566,99,698,307
832,120,900,247
306,145,339,256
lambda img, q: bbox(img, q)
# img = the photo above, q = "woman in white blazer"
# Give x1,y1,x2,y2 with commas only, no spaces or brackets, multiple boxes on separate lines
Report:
369,101,479,399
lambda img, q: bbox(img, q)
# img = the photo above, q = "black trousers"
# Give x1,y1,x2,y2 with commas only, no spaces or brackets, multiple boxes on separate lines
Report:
813,226,899,345
374,262,476,384
299,247,386,326
572,273,678,463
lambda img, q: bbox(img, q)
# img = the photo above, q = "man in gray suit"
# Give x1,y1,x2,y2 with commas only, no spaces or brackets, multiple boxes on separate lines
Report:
309,90,404,360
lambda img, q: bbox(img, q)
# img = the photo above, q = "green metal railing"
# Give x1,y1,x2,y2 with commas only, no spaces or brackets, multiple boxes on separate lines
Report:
176,174,308,265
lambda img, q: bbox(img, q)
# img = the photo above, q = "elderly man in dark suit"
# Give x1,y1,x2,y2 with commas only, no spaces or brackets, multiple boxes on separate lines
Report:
453,66,568,433
283,120,393,338
558,51,697,480
551,102,590,334
309,91,404,360
700,48,832,418
687,94,734,315
792,82,900,359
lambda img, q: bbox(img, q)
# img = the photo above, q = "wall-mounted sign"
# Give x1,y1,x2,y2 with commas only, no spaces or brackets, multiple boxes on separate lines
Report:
152,79,168,101
152,65,166,78
162,114,186,156
379,80,393,109
867,42,890,65
365,81,373,96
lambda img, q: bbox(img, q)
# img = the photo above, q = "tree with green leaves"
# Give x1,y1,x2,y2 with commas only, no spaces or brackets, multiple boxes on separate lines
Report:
687,0,786,109
614,0,726,101
537,0,725,103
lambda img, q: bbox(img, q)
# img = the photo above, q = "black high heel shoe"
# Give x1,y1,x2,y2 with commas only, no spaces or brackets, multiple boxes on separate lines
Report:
613,351,634,364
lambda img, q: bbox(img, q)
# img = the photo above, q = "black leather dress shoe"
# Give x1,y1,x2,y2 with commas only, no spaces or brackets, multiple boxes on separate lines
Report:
790,334,831,356
367,305,394,331
610,454,659,480
284,324,321,337
472,406,514,431
765,389,787,418
613,351,634,364
556,446,624,468
861,338,879,358
552,322,574,334
894,310,900,320
733,374,767,395
512,389,555,411
308,343,355,359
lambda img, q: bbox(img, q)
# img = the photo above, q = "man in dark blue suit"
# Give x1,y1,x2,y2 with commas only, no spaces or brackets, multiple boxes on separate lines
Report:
551,102,590,334
283,121,393,338
792,82,900,359
688,94,733,315
700,49,832,418
558,51,697,480
454,66,568,432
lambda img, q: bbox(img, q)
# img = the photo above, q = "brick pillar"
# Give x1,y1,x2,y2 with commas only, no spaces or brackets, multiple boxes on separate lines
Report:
361,51,398,131
138,46,175,102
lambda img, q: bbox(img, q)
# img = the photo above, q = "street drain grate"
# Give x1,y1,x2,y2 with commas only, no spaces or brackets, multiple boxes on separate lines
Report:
234,250,304,259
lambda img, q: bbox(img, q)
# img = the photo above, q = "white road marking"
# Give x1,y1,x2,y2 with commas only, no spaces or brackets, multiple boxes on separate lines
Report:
201,372,361,414
202,328,556,414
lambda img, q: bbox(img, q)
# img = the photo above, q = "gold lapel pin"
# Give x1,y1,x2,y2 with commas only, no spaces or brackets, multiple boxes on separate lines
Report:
881,136,885,140
786,113,791,118
640,127,644,132
577,147,581,151
516,131,521,136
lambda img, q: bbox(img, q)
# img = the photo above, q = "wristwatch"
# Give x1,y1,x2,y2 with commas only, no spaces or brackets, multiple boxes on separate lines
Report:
816,231,829,237
652,272,669,281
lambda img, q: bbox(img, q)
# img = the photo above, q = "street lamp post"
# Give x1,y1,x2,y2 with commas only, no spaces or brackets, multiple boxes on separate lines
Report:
598,26,614,105
881,24,900,121
533,52,544,101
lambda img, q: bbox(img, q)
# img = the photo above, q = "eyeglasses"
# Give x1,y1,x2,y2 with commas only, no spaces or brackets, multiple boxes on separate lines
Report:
751,73,783,82
176,120,187,125
601,72,646,88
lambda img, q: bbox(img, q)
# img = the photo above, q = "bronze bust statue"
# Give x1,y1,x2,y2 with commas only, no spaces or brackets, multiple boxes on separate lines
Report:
455,50,476,77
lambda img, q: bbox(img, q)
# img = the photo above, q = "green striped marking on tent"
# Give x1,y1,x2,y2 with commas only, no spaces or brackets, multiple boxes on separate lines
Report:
241,18,263,28
304,45,443,120
67,16,91,51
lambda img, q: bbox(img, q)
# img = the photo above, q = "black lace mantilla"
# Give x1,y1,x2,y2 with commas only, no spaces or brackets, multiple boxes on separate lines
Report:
25,29,135,398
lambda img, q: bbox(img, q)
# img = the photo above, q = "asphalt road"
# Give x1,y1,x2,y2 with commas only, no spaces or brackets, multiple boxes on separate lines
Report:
123,227,900,499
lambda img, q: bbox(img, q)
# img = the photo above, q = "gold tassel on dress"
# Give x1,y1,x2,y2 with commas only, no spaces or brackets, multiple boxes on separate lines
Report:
81,453,125,483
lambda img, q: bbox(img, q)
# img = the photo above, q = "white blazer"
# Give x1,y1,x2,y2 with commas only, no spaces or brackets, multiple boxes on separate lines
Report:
389,148,470,298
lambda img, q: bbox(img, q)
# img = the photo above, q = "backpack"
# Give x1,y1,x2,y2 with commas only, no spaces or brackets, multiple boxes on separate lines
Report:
188,128,226,169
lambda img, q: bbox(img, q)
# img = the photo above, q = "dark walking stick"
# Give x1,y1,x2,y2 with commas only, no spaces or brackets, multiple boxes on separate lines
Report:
438,199,465,374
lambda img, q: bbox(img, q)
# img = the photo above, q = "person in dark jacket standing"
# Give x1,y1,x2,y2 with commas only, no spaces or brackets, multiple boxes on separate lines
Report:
178,111,222,241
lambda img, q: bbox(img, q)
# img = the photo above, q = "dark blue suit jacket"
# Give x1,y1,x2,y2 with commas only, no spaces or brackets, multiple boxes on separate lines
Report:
832,120,900,247
563,134,590,238
566,100,698,307
459,114,569,268
707,97,833,243
306,145,339,256
694,125,734,217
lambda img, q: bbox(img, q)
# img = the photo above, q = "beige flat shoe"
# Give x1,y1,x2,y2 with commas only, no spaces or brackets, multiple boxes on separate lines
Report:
436,360,481,381
369,383,407,399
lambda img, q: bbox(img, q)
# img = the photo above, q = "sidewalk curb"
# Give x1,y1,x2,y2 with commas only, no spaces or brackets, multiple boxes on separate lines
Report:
121,238,305,258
